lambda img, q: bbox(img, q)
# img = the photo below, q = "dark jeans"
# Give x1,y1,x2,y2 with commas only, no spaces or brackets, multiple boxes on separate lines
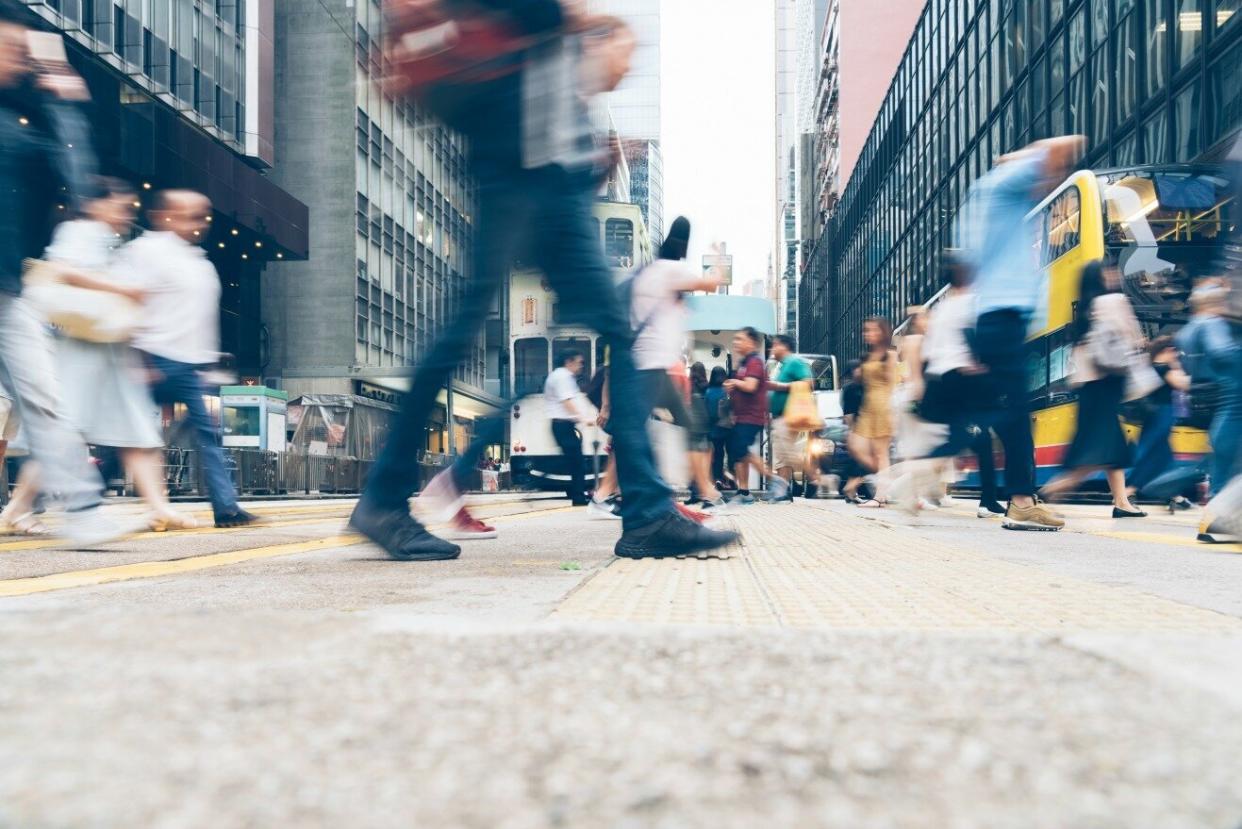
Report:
1129,403,1175,492
551,419,587,503
970,309,1036,498
1210,404,1242,496
147,354,240,518
926,369,1000,503
362,165,672,531
710,433,729,483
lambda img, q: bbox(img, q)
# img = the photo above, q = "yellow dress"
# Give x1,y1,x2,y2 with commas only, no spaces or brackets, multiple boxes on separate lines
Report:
855,357,895,439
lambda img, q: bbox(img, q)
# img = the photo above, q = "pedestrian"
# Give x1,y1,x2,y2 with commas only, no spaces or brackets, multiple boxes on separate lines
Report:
0,8,126,544
544,348,591,506
766,334,814,502
704,365,732,489
14,179,197,532
1126,335,1192,509
889,308,948,511
840,359,873,503
584,348,622,520
121,190,259,529
852,317,897,505
723,326,779,504
921,254,1004,517
959,136,1084,531
687,361,722,507
370,3,737,559
628,216,725,509
1039,261,1147,517
1176,281,1242,498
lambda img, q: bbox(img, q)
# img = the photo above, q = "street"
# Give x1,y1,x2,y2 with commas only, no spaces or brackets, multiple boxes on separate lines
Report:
2,497,1241,828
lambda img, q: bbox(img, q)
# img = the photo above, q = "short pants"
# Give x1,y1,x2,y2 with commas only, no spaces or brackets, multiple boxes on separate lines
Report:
727,422,764,462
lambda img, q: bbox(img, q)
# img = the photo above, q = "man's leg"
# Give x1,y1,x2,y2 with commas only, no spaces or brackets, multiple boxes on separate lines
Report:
0,296,103,513
551,420,585,503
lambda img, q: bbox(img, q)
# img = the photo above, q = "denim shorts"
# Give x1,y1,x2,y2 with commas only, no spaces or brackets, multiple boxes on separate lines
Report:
727,423,764,461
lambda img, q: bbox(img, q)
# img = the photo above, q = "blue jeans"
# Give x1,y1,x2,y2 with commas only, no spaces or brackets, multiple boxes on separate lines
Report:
362,166,672,531
1209,404,1242,496
1128,403,1175,492
147,354,240,518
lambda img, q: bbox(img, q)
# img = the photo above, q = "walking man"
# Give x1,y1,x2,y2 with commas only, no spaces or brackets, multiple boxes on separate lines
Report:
959,136,1083,531
122,191,259,528
545,349,591,506
723,327,778,504
766,335,814,500
355,0,737,560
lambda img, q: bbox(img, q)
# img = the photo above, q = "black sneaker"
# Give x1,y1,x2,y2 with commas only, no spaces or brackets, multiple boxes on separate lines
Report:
214,508,264,529
614,511,740,559
349,499,461,561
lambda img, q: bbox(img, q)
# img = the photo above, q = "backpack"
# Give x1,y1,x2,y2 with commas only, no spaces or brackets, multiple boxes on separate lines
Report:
383,0,538,128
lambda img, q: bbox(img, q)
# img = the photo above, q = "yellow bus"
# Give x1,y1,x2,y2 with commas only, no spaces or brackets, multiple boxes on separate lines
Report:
1026,164,1231,480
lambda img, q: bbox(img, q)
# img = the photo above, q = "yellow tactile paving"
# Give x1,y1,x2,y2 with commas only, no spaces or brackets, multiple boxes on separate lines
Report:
553,505,1242,633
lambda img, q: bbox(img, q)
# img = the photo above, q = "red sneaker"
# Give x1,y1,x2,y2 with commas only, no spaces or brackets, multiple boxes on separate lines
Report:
675,503,709,524
444,508,498,540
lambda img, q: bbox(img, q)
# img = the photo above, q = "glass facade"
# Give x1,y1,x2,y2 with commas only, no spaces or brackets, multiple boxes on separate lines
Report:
812,0,1242,360
351,0,482,387
24,0,248,149
624,140,664,245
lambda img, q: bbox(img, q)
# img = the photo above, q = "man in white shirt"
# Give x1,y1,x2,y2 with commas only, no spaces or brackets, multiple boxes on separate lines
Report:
122,190,257,528
544,349,590,505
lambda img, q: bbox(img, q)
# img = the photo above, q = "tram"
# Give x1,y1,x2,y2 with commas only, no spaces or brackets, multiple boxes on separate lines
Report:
911,164,1231,486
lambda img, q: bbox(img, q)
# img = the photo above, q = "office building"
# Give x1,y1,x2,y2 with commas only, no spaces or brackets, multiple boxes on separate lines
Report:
264,0,495,458
810,0,1242,361
20,0,309,378
775,0,801,336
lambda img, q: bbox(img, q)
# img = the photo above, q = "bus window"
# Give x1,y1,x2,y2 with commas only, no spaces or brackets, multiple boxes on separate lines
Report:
1042,187,1081,265
1100,170,1232,245
553,336,593,380
513,337,549,398
594,338,607,376
605,218,634,269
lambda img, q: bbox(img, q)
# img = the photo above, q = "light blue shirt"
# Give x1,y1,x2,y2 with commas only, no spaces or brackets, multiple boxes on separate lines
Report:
959,149,1048,322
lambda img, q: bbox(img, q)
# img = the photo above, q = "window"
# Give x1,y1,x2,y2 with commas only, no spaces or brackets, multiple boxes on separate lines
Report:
1146,0,1168,95
1051,0,1065,27
1172,81,1201,160
1115,11,1139,122
1176,0,1202,69
1099,169,1231,244
1144,108,1170,162
1218,0,1241,32
1210,42,1242,141
1090,51,1109,145
513,338,549,398
604,218,634,269
1043,186,1081,265
552,337,593,380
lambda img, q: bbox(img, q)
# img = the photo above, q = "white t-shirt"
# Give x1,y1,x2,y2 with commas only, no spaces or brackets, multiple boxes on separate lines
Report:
117,231,223,365
45,219,124,271
924,290,977,377
544,366,582,421
630,259,690,371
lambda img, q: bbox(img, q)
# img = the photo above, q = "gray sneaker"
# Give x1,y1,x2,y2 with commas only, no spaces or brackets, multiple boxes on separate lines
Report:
62,507,129,547
729,493,757,506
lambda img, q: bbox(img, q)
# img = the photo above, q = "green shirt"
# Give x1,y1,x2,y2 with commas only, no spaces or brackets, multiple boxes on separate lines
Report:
770,356,812,417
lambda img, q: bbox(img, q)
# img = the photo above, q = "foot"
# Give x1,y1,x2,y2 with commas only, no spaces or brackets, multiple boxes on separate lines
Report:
2,511,51,536
148,511,200,532
1002,500,1065,531
415,468,465,524
443,507,498,540
675,502,710,524
587,497,623,520
214,509,263,529
728,492,756,506
767,477,790,501
615,511,740,559
1112,505,1148,519
701,496,731,513
977,500,1006,518
349,499,461,561
1198,512,1242,544
62,507,129,546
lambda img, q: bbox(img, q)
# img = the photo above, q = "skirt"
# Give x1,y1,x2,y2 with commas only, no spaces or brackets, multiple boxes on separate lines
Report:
1063,375,1131,470
57,338,163,449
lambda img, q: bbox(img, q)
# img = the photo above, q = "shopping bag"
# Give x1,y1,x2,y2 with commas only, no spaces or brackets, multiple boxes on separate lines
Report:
22,259,141,344
783,380,823,432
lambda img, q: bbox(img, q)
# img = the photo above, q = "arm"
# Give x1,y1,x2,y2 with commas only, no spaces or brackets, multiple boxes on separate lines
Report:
58,267,144,301
596,369,611,426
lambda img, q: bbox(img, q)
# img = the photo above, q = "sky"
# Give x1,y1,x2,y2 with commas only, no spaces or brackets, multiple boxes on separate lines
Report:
659,0,776,293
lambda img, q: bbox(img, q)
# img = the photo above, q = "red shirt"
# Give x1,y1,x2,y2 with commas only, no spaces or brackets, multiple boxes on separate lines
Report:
729,353,768,426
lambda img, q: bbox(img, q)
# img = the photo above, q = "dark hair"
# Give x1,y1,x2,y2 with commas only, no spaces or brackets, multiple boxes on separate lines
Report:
1072,261,1116,344
558,348,584,367
773,334,796,351
941,250,972,288
659,215,690,260
708,366,727,387
690,361,708,393
863,316,893,360
738,326,760,347
88,175,136,203
1146,334,1175,359
845,358,862,378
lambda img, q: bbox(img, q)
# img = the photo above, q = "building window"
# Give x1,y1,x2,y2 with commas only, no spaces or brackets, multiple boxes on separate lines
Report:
1209,41,1242,142
1144,108,1170,162
1172,81,1201,160
604,219,634,269
1145,0,1167,96
1218,0,1240,32
1176,0,1203,69
1115,11,1139,123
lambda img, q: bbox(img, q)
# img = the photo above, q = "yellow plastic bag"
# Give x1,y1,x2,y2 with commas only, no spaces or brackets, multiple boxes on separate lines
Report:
783,380,823,432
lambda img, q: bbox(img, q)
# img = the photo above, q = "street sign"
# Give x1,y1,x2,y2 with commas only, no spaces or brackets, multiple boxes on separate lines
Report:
703,254,734,286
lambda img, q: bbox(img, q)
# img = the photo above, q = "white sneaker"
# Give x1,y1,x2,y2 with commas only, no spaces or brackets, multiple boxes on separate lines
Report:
587,498,622,520
62,507,128,546
767,477,790,501
414,468,465,524
917,497,940,511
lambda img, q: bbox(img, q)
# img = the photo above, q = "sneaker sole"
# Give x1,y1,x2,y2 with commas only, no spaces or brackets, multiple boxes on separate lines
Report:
349,522,463,561
1002,520,1063,532
614,530,741,560
443,530,499,540
1198,532,1242,544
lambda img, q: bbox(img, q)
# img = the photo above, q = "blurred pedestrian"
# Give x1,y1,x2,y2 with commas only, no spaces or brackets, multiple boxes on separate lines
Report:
723,326,778,505
1126,336,1191,508
370,2,737,559
122,190,259,529
959,136,1083,531
840,360,872,503
767,334,814,501
852,317,897,506
687,361,721,506
544,348,591,507
0,8,125,544
1039,262,1146,517
704,365,732,488
1176,281,1242,497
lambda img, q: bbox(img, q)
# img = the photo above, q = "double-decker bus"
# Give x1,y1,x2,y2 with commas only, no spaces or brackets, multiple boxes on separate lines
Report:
508,201,652,489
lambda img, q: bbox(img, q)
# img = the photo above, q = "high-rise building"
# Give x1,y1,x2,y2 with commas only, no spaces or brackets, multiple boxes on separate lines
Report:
264,0,495,457
775,0,800,337
20,0,308,378
822,0,1242,362
592,0,663,242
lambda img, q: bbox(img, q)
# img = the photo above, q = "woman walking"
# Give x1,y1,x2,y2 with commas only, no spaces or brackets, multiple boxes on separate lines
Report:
11,179,197,531
847,317,898,504
1040,262,1146,517
704,366,732,489
1126,336,1192,508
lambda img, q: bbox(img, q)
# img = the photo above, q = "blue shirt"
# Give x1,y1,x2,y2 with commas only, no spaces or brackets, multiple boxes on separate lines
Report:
959,149,1048,321
1177,314,1242,405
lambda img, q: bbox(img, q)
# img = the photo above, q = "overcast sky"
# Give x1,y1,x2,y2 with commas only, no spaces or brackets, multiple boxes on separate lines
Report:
660,0,776,291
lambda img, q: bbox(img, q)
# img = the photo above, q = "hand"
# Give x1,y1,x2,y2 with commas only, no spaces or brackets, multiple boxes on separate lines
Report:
723,379,738,390
596,407,611,427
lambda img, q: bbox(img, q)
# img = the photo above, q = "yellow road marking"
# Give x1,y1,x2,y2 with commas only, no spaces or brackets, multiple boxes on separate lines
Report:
1090,529,1242,554
0,515,350,554
0,535,364,597
0,503,578,598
